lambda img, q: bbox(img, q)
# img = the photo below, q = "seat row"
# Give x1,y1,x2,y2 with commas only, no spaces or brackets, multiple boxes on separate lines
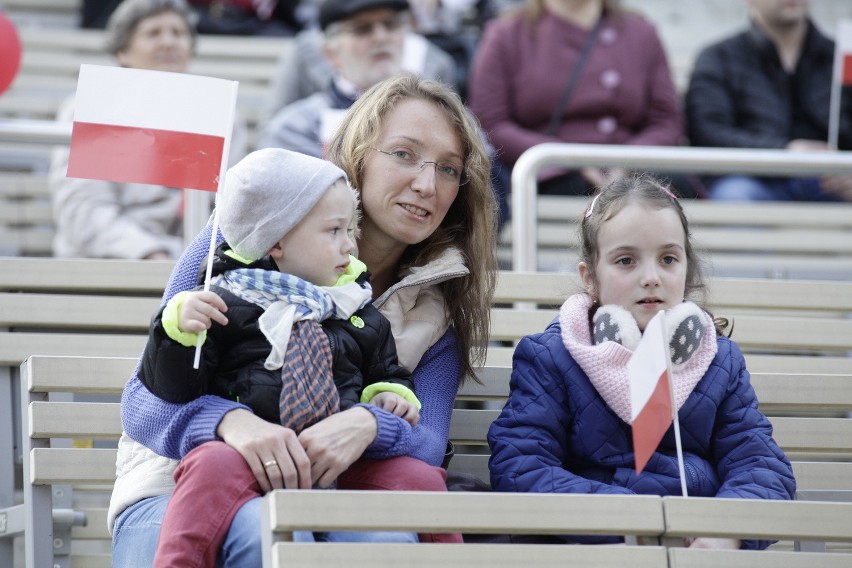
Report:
1,257,851,566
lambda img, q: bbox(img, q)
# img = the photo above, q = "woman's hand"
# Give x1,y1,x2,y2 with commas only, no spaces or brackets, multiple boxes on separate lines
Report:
298,406,378,488
217,408,311,492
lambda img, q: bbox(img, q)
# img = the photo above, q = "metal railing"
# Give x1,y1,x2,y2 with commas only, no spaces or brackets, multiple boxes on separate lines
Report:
511,143,852,272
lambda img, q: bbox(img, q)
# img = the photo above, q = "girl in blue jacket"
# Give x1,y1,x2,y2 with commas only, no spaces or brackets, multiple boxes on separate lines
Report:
488,174,795,550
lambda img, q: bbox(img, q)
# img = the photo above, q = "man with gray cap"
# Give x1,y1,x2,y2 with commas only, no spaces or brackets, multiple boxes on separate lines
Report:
260,0,457,155
138,148,420,566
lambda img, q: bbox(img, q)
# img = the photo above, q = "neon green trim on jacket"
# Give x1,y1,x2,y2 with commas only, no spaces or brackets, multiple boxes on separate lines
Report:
360,382,422,409
162,290,207,347
223,248,254,265
336,255,366,286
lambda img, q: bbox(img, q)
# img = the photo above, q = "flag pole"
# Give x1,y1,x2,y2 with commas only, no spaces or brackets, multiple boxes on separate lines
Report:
660,315,688,497
193,79,239,369
828,22,844,151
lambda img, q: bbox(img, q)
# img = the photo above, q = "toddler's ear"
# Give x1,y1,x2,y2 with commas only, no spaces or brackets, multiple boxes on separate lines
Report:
665,302,707,370
592,304,641,351
267,241,284,259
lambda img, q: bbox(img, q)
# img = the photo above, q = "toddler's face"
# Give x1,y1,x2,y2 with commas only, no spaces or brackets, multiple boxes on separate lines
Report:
274,180,357,286
580,203,687,331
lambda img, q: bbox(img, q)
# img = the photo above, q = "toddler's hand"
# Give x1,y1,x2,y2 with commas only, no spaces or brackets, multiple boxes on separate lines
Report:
178,291,228,333
369,392,420,426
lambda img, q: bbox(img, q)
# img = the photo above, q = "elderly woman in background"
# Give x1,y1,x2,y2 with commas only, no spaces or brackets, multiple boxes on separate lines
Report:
50,0,245,259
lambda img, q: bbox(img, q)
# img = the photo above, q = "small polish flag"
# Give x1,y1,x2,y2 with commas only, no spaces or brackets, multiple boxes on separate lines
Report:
67,64,238,192
628,311,673,475
838,21,852,86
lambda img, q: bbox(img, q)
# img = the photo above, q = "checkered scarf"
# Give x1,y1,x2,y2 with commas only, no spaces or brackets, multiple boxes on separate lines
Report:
213,268,372,432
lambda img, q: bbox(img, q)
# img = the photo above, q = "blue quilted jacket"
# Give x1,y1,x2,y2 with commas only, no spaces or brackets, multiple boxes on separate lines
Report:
488,318,796,549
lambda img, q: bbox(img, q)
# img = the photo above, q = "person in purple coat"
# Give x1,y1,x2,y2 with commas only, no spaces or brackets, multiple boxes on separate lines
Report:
468,0,702,197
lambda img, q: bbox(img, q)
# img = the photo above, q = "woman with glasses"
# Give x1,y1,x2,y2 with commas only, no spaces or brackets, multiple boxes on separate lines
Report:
109,74,498,567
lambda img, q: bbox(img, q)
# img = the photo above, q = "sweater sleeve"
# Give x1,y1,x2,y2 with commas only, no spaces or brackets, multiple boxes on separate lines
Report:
361,327,461,466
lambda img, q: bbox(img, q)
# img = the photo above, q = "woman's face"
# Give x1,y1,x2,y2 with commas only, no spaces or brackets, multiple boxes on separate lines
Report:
116,10,192,73
359,98,464,249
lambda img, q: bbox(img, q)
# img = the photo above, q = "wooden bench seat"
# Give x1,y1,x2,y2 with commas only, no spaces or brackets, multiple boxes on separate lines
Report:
261,490,669,568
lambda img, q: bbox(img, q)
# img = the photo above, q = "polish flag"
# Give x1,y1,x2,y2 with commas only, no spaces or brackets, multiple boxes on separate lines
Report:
838,21,852,86
67,64,238,192
628,311,673,475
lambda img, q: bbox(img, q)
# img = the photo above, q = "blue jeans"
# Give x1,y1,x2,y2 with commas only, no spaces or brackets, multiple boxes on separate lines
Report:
708,175,841,202
112,495,417,568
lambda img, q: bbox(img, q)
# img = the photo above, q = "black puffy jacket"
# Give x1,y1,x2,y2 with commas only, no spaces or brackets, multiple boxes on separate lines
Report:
139,246,413,424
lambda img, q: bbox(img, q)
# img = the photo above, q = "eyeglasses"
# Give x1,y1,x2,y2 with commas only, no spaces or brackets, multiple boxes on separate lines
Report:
370,148,468,187
330,14,405,38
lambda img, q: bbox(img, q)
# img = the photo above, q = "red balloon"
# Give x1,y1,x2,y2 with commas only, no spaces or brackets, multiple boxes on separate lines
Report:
0,12,22,96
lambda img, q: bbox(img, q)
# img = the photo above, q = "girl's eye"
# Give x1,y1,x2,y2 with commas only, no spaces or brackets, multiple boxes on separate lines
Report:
616,257,633,266
662,256,678,265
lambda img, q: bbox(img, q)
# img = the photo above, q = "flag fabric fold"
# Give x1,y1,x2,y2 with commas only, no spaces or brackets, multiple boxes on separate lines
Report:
67,64,238,192
628,311,673,475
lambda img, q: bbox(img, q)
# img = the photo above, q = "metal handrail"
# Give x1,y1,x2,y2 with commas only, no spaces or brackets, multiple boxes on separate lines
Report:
511,143,852,272
0,118,71,144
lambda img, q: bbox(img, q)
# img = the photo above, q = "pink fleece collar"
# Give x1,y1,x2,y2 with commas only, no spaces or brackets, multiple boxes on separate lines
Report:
558,294,718,424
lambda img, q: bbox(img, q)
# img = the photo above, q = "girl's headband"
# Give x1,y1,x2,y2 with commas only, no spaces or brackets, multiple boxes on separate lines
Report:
583,180,678,219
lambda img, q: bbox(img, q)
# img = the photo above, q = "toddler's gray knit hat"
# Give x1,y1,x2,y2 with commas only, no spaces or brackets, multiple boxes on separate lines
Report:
217,148,348,262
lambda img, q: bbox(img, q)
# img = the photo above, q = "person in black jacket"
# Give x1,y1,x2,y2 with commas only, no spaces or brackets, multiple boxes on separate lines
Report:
685,0,852,201
139,147,421,567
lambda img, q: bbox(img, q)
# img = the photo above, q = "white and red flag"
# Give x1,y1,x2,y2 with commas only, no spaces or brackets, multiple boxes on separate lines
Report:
829,20,852,149
67,64,238,192
628,311,673,476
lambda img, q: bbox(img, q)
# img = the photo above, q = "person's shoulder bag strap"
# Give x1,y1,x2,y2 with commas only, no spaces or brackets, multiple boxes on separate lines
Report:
545,17,605,136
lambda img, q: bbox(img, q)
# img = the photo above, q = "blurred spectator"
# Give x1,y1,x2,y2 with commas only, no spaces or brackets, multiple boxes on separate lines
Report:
468,0,702,198
409,0,479,100
686,0,852,201
260,0,411,155
266,0,457,115
50,0,246,260
81,0,123,28
186,0,305,36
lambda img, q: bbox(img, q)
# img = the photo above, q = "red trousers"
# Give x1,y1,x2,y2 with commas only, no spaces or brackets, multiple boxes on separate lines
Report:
152,441,461,567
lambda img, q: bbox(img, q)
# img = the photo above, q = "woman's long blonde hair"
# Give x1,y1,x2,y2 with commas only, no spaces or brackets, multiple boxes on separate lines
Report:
327,74,498,380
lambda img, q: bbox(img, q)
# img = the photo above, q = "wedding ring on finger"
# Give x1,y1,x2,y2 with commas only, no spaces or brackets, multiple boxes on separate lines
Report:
263,459,278,469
